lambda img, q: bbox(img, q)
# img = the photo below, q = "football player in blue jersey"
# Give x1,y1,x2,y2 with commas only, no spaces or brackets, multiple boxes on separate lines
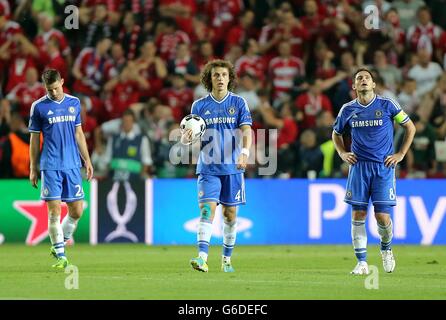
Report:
29,69,93,269
181,60,252,272
332,68,416,275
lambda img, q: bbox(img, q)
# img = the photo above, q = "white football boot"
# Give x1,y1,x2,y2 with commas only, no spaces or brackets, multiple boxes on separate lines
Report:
350,261,369,275
381,249,396,273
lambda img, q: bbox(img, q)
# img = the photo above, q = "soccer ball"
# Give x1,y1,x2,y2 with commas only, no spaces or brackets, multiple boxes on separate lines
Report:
180,114,206,144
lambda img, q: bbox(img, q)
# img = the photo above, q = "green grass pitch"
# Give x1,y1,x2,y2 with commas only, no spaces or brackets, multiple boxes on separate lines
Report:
0,244,445,300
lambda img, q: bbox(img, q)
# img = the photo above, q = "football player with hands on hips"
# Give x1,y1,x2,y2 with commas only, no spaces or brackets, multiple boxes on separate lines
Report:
332,68,415,275
181,60,252,273
29,69,93,269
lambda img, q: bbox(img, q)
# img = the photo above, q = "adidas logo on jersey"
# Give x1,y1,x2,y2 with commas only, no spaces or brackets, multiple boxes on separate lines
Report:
47,110,54,115
205,110,211,115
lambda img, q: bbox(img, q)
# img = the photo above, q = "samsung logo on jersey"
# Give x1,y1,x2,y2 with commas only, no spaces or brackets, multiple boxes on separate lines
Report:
351,119,383,128
205,117,236,125
48,115,76,124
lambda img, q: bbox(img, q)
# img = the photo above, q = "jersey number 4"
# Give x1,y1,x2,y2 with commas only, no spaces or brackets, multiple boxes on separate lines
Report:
235,190,241,201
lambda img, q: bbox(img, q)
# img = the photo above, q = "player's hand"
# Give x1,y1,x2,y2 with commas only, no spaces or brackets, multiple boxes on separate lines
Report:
180,128,193,145
384,152,405,168
29,169,38,188
85,161,94,181
340,152,357,165
237,153,248,170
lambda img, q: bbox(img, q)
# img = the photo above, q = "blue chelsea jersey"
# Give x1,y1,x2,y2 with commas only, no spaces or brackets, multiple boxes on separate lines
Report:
333,95,409,163
29,94,82,170
191,92,252,175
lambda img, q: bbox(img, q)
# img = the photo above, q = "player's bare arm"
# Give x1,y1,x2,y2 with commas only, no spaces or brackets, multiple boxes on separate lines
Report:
237,125,252,170
332,131,357,165
29,132,40,188
384,119,416,168
75,125,94,181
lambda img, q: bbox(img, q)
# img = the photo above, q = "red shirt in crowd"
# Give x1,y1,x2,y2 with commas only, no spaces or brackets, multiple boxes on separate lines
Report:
159,86,194,122
295,92,332,129
269,56,305,100
34,29,70,58
6,82,46,117
104,80,141,120
43,51,68,80
5,55,35,94
0,20,22,71
155,30,190,61
406,22,442,54
235,55,267,84
136,58,165,99
82,113,98,154
72,48,109,96
206,0,243,43
277,118,298,148
159,0,196,35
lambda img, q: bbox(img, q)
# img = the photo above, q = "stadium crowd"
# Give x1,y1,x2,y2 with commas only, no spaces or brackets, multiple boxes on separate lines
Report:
0,0,445,179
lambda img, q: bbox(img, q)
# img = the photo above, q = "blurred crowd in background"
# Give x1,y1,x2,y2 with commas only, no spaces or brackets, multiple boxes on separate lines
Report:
0,0,446,180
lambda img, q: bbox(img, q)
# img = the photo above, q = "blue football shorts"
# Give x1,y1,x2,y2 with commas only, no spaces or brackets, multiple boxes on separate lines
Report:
41,168,84,202
344,161,396,207
197,173,246,206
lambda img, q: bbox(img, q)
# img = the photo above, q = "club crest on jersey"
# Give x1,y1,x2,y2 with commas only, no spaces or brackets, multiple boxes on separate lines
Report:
69,107,75,114
228,106,236,115
375,110,383,118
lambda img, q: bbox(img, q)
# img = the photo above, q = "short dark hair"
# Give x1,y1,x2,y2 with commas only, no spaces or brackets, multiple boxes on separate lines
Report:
201,59,236,92
122,109,136,120
353,67,375,82
417,5,430,15
41,69,61,85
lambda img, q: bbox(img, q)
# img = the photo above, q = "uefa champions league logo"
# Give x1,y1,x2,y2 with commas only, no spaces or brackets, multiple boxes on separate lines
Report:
105,181,138,242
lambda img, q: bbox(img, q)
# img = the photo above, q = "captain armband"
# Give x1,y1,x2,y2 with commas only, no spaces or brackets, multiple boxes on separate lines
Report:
394,110,409,124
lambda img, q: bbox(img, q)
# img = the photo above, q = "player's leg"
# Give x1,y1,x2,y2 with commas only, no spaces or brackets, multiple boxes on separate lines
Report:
345,162,371,275
42,170,69,268
350,207,369,275
64,200,83,243
190,201,217,272
372,163,396,273
375,208,395,273
221,205,237,272
47,200,68,264
190,174,220,272
61,169,85,244
219,173,246,272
